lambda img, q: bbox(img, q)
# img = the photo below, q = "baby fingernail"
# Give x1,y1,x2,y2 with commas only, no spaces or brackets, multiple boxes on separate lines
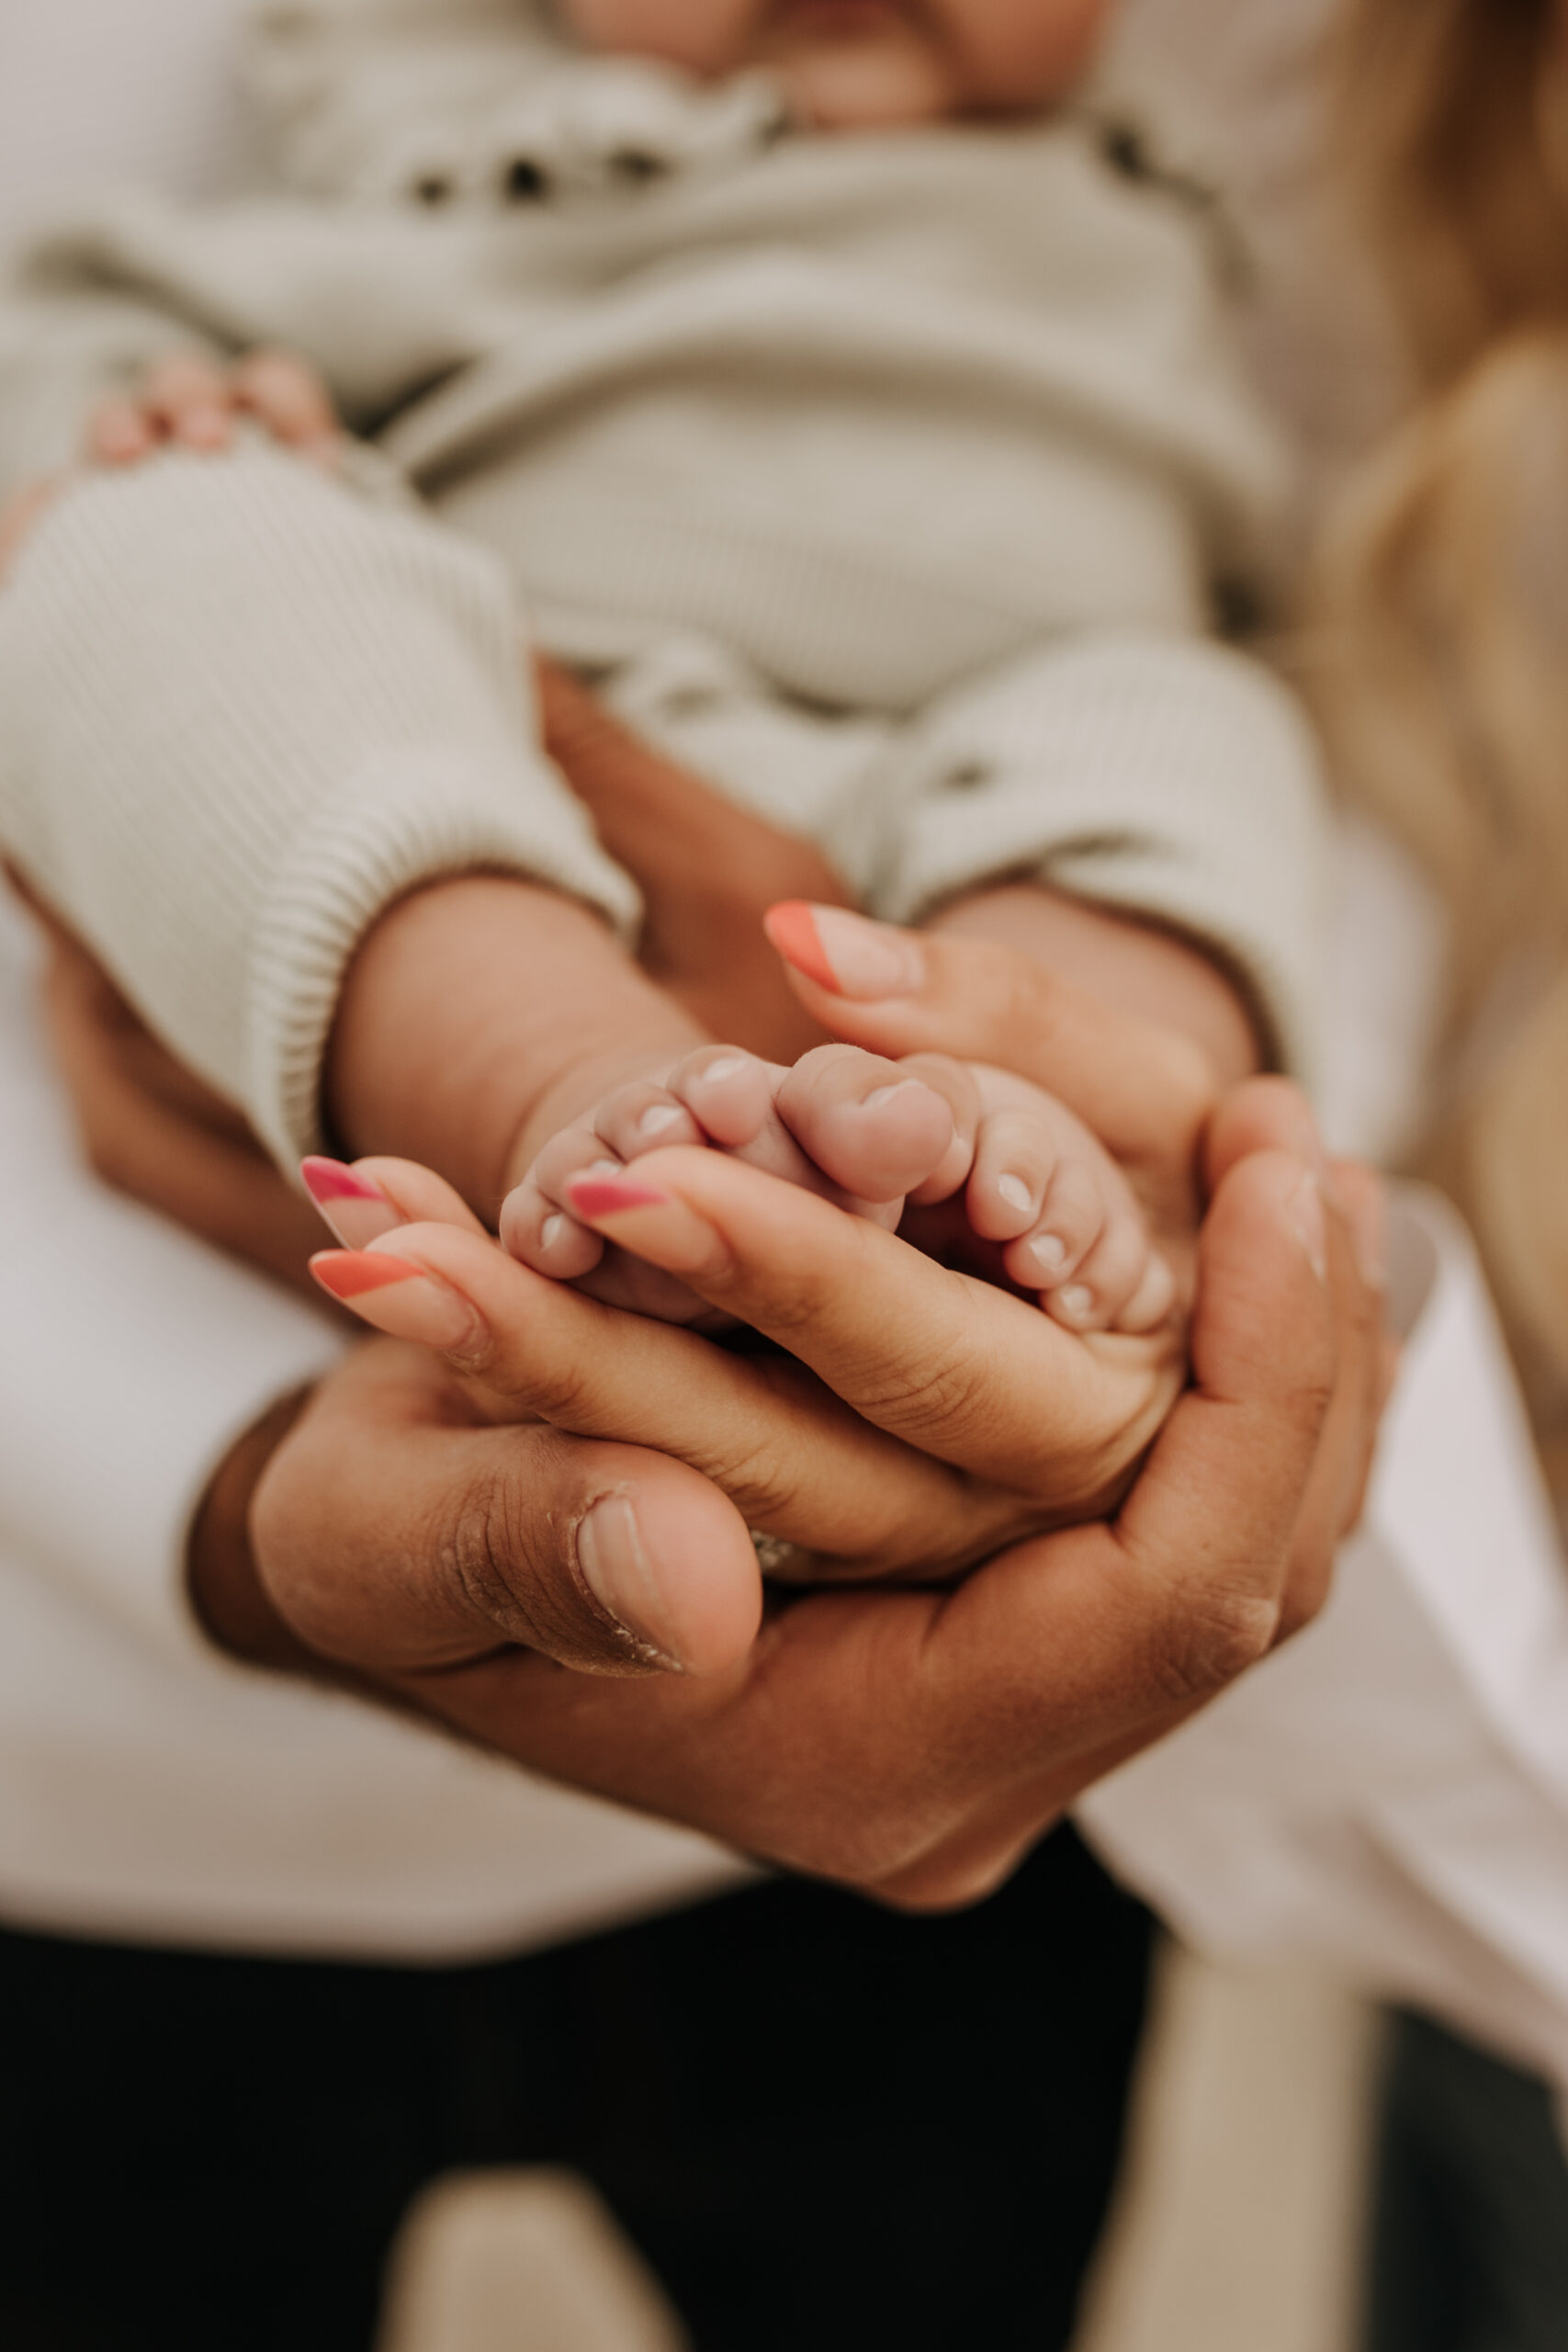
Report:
540,1212,571,1253
1055,1283,1096,1322
637,1103,685,1137
309,1251,481,1351
1028,1231,1069,1275
1289,1173,1328,1283
997,1173,1033,1215
764,903,924,1000
575,1492,688,1670
300,1156,401,1248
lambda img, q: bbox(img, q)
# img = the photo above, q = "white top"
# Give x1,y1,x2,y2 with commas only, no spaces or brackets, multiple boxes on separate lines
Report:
0,888,746,1958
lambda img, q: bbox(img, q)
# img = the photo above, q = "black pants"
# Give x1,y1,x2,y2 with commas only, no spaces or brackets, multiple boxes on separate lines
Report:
1364,2010,1568,2352
0,1824,1150,2352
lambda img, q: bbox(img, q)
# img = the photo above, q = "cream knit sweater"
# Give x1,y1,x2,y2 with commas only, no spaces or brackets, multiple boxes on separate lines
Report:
0,0,1328,1166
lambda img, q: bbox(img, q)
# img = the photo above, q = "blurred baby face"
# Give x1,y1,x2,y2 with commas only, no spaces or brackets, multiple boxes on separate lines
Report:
558,1,1113,129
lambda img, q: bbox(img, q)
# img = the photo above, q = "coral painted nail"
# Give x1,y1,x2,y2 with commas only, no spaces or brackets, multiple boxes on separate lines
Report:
763,902,838,992
765,903,923,999
309,1251,479,1350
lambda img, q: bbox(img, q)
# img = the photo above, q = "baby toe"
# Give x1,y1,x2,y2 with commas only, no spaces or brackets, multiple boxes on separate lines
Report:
1042,1190,1150,1334
498,1171,604,1278
593,1080,705,1163
965,1111,1061,1242
777,1043,956,1204
668,1046,779,1148
1113,1249,1179,1336
1002,1155,1103,1295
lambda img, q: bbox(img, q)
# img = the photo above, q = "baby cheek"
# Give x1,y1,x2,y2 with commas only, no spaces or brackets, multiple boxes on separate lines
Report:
558,0,762,75
945,0,1112,107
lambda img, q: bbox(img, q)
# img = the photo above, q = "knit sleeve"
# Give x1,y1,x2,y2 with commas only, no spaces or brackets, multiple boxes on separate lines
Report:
0,441,640,1170
831,631,1330,1085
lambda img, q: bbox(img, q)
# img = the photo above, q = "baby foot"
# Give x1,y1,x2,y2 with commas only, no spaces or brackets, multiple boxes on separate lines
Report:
500,1041,967,1323
955,1065,1177,1336
501,1043,1173,1338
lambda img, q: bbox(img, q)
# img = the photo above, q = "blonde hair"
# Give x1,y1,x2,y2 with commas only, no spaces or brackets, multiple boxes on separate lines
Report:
1310,334,1568,1399
1313,6,1568,1418
1336,0,1568,383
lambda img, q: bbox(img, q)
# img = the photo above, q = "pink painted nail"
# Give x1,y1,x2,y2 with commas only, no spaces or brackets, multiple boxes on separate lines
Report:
309,1251,480,1350
300,1157,402,1249
301,1156,386,1205
568,1175,672,1219
764,903,923,1000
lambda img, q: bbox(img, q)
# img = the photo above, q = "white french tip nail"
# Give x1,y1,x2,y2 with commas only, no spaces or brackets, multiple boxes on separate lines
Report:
997,1173,1033,1215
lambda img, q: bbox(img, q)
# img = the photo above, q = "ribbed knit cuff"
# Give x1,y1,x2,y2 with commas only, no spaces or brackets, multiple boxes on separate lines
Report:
0,444,641,1169
851,634,1330,1085
249,743,640,1168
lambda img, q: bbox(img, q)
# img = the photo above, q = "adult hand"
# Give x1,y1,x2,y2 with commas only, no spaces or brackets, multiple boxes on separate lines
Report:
225,1077,1378,1904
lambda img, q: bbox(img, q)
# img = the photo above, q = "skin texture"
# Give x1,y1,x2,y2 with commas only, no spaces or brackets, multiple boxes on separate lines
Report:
237,1087,1381,1907
20,721,1387,1897
559,0,1112,129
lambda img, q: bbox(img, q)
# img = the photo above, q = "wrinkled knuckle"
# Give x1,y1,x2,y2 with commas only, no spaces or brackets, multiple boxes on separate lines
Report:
1154,1580,1280,1703
444,1462,575,1654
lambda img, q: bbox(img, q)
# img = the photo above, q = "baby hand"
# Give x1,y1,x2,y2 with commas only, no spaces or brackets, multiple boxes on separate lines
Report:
500,1041,1172,1335
83,348,340,469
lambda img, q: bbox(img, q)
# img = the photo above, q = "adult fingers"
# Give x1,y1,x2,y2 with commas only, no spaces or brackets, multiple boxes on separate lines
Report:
410,1149,1328,1889
307,1215,1026,1575
253,1340,762,1678
300,1152,487,1249
558,1146,1183,1503
764,902,1217,1170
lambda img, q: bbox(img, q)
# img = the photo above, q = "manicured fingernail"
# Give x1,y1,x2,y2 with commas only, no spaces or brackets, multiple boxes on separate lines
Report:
565,1174,722,1274
997,1173,1033,1215
1055,1283,1096,1323
1289,1174,1328,1283
569,1176,671,1218
309,1250,481,1349
575,1491,688,1670
764,903,924,999
300,1156,402,1248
